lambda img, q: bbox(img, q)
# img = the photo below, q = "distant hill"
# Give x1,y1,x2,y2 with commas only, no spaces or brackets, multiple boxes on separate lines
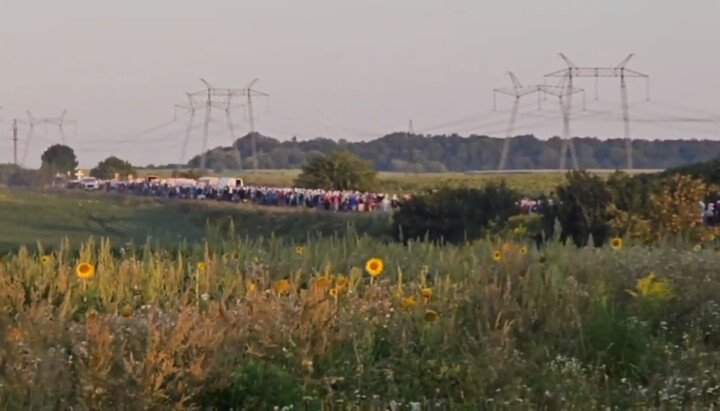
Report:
175,132,720,172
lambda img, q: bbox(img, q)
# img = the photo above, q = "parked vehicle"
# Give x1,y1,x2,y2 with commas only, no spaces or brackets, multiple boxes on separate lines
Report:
81,177,100,190
218,177,244,189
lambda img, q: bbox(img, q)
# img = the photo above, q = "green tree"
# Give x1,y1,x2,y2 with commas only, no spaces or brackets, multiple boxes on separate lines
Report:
294,152,377,191
90,156,136,180
40,144,78,175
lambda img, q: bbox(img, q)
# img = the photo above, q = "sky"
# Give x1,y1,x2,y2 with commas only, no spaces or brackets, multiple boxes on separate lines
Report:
1,0,719,168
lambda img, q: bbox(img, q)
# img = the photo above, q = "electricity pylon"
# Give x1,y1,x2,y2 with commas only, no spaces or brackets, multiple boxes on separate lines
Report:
545,53,650,170
17,110,77,166
494,72,585,170
189,78,269,172
405,119,415,175
538,75,585,170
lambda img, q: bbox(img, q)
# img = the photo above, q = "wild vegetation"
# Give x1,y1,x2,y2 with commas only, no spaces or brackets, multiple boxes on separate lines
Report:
1,233,719,408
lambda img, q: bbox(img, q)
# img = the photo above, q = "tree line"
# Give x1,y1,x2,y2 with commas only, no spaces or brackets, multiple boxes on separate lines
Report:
173,132,720,172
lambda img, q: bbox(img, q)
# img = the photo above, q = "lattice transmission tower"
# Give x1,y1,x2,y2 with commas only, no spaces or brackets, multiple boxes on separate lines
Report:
544,53,649,170
187,78,268,172
15,110,76,166
174,91,245,170
494,72,585,170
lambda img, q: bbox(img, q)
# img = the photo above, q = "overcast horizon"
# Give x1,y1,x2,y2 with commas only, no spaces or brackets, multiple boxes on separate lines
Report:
1,0,719,168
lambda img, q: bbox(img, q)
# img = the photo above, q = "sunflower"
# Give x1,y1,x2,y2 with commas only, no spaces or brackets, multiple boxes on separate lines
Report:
335,276,348,289
296,246,306,256
492,251,502,262
197,262,206,271
421,287,433,300
329,288,338,298
402,296,416,310
120,305,134,318
519,246,528,256
424,309,439,322
76,263,95,279
41,255,51,265
365,258,384,277
273,279,291,295
610,237,623,250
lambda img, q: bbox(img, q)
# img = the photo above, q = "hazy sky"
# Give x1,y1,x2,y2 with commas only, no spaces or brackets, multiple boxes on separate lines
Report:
1,0,719,168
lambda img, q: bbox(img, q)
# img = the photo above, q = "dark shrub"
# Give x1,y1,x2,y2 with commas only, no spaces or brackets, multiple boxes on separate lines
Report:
392,181,521,244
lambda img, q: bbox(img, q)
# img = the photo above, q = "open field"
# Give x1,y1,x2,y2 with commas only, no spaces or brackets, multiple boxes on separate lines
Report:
140,169,661,195
0,189,389,253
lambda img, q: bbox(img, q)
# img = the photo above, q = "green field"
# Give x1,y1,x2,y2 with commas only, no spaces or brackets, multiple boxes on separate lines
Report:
0,189,389,253
140,168,663,196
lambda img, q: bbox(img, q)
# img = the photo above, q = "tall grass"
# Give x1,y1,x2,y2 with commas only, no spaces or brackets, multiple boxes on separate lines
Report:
1,235,719,408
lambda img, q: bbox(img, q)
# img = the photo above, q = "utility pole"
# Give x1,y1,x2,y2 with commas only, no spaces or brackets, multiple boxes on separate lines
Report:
545,53,649,170
538,75,584,170
245,78,269,173
200,79,213,172
405,119,415,174
12,119,18,166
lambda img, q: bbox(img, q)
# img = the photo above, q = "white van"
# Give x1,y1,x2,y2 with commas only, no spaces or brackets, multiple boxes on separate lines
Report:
218,177,244,189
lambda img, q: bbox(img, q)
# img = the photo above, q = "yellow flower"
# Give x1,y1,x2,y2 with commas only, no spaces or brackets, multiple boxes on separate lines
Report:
8,327,22,341
329,288,338,298
424,309,439,322
492,251,502,262
197,262,206,271
273,279,291,295
421,288,433,300
365,258,384,277
296,246,306,256
336,276,348,289
76,263,95,279
247,281,257,294
627,272,673,302
402,296,416,310
519,246,528,256
693,244,702,252
610,237,623,250
710,234,717,241
120,305,134,318
41,255,51,265
421,265,430,274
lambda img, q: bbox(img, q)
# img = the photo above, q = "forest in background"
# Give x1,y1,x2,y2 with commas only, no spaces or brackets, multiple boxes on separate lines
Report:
177,132,720,172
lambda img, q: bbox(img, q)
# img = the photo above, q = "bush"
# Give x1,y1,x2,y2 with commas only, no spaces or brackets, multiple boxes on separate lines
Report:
554,171,613,247
197,360,306,409
392,181,521,244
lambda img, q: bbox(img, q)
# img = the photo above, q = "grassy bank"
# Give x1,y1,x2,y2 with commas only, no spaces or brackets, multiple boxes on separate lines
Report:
0,189,390,253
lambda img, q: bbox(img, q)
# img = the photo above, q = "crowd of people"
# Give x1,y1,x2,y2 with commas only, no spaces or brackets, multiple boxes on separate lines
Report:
104,180,406,213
